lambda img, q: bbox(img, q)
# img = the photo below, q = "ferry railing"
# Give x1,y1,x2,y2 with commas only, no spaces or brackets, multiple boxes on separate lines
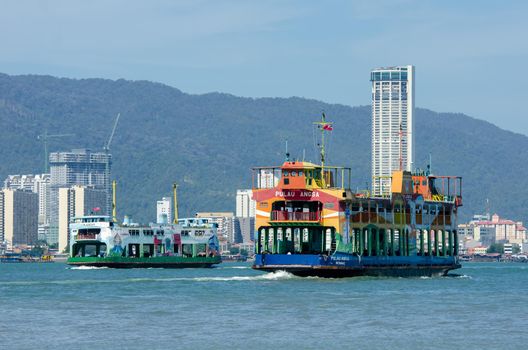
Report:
271,211,320,222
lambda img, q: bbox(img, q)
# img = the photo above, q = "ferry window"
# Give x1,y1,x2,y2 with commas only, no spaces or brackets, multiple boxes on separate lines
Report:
182,244,193,257
285,228,292,240
291,171,296,177
196,244,207,257
298,171,303,176
283,171,289,177
277,228,283,241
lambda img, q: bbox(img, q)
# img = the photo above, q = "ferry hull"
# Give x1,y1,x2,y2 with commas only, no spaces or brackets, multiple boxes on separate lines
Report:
67,256,221,268
253,253,461,278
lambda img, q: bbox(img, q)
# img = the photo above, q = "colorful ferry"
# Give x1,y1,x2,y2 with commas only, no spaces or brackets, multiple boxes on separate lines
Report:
67,184,221,268
252,115,462,277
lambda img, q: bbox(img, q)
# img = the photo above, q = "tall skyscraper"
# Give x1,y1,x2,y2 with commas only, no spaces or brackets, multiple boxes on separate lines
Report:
58,185,107,252
49,149,111,246
156,197,172,224
371,65,415,196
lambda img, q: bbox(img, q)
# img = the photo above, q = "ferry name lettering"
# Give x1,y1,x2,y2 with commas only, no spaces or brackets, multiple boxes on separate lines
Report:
275,191,320,198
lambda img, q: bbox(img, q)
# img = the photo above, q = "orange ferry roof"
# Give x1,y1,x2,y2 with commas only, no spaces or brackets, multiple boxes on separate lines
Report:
281,161,317,169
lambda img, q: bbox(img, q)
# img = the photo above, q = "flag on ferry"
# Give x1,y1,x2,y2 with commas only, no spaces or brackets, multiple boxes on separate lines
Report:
323,124,333,131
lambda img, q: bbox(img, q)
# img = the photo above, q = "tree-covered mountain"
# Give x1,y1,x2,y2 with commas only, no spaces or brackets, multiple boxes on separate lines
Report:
0,73,526,224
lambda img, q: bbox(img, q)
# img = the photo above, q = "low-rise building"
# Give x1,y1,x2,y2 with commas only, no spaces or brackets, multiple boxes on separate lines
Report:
457,213,527,249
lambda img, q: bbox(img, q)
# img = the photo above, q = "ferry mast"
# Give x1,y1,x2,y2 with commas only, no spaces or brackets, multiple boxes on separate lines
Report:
313,113,333,187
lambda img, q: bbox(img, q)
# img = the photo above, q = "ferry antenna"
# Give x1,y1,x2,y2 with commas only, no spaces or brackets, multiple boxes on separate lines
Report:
313,112,333,187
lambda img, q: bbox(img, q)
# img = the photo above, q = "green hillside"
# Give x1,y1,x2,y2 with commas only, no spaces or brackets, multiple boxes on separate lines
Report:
0,73,525,224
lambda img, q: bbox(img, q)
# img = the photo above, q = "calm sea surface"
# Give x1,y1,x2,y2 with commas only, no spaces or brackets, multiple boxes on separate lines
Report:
1,262,527,349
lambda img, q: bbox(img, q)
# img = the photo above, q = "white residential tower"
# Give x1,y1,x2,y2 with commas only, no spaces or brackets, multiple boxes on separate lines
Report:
371,65,415,196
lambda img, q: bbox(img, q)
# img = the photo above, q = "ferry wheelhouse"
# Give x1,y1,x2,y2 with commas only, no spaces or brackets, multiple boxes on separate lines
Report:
252,116,462,277
67,216,221,268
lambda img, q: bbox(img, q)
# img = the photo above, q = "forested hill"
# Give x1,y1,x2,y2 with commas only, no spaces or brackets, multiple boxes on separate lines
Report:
0,73,526,223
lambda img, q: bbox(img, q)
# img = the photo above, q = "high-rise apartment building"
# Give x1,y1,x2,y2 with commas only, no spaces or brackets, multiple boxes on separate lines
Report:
234,217,255,244
4,174,51,225
156,197,172,224
0,189,38,246
58,185,107,252
235,189,256,244
236,189,255,218
49,149,111,246
371,65,415,196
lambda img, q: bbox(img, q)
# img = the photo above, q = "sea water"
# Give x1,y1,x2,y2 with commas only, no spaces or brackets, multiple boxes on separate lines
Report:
0,262,527,349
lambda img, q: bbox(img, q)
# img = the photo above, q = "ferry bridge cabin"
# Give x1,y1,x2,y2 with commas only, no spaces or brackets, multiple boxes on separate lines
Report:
252,161,462,259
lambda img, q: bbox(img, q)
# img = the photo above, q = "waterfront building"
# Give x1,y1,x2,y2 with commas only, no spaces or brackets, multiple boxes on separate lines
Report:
156,197,172,224
38,223,49,242
49,149,111,246
4,174,51,225
57,185,107,252
472,246,488,255
371,65,415,196
236,189,256,218
195,212,235,243
0,189,38,247
457,213,527,250
234,216,255,244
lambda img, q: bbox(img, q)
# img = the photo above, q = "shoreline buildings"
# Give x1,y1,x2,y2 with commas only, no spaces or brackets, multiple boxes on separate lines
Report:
49,149,111,247
4,174,51,225
0,189,38,246
371,65,415,196
195,212,234,251
2,174,49,245
458,213,527,253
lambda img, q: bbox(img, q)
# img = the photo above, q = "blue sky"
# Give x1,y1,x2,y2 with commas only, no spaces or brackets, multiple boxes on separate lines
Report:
1,0,527,134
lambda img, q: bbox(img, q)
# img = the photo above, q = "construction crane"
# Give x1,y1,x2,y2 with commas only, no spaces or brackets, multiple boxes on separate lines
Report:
104,113,121,153
104,113,120,221
37,131,74,173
